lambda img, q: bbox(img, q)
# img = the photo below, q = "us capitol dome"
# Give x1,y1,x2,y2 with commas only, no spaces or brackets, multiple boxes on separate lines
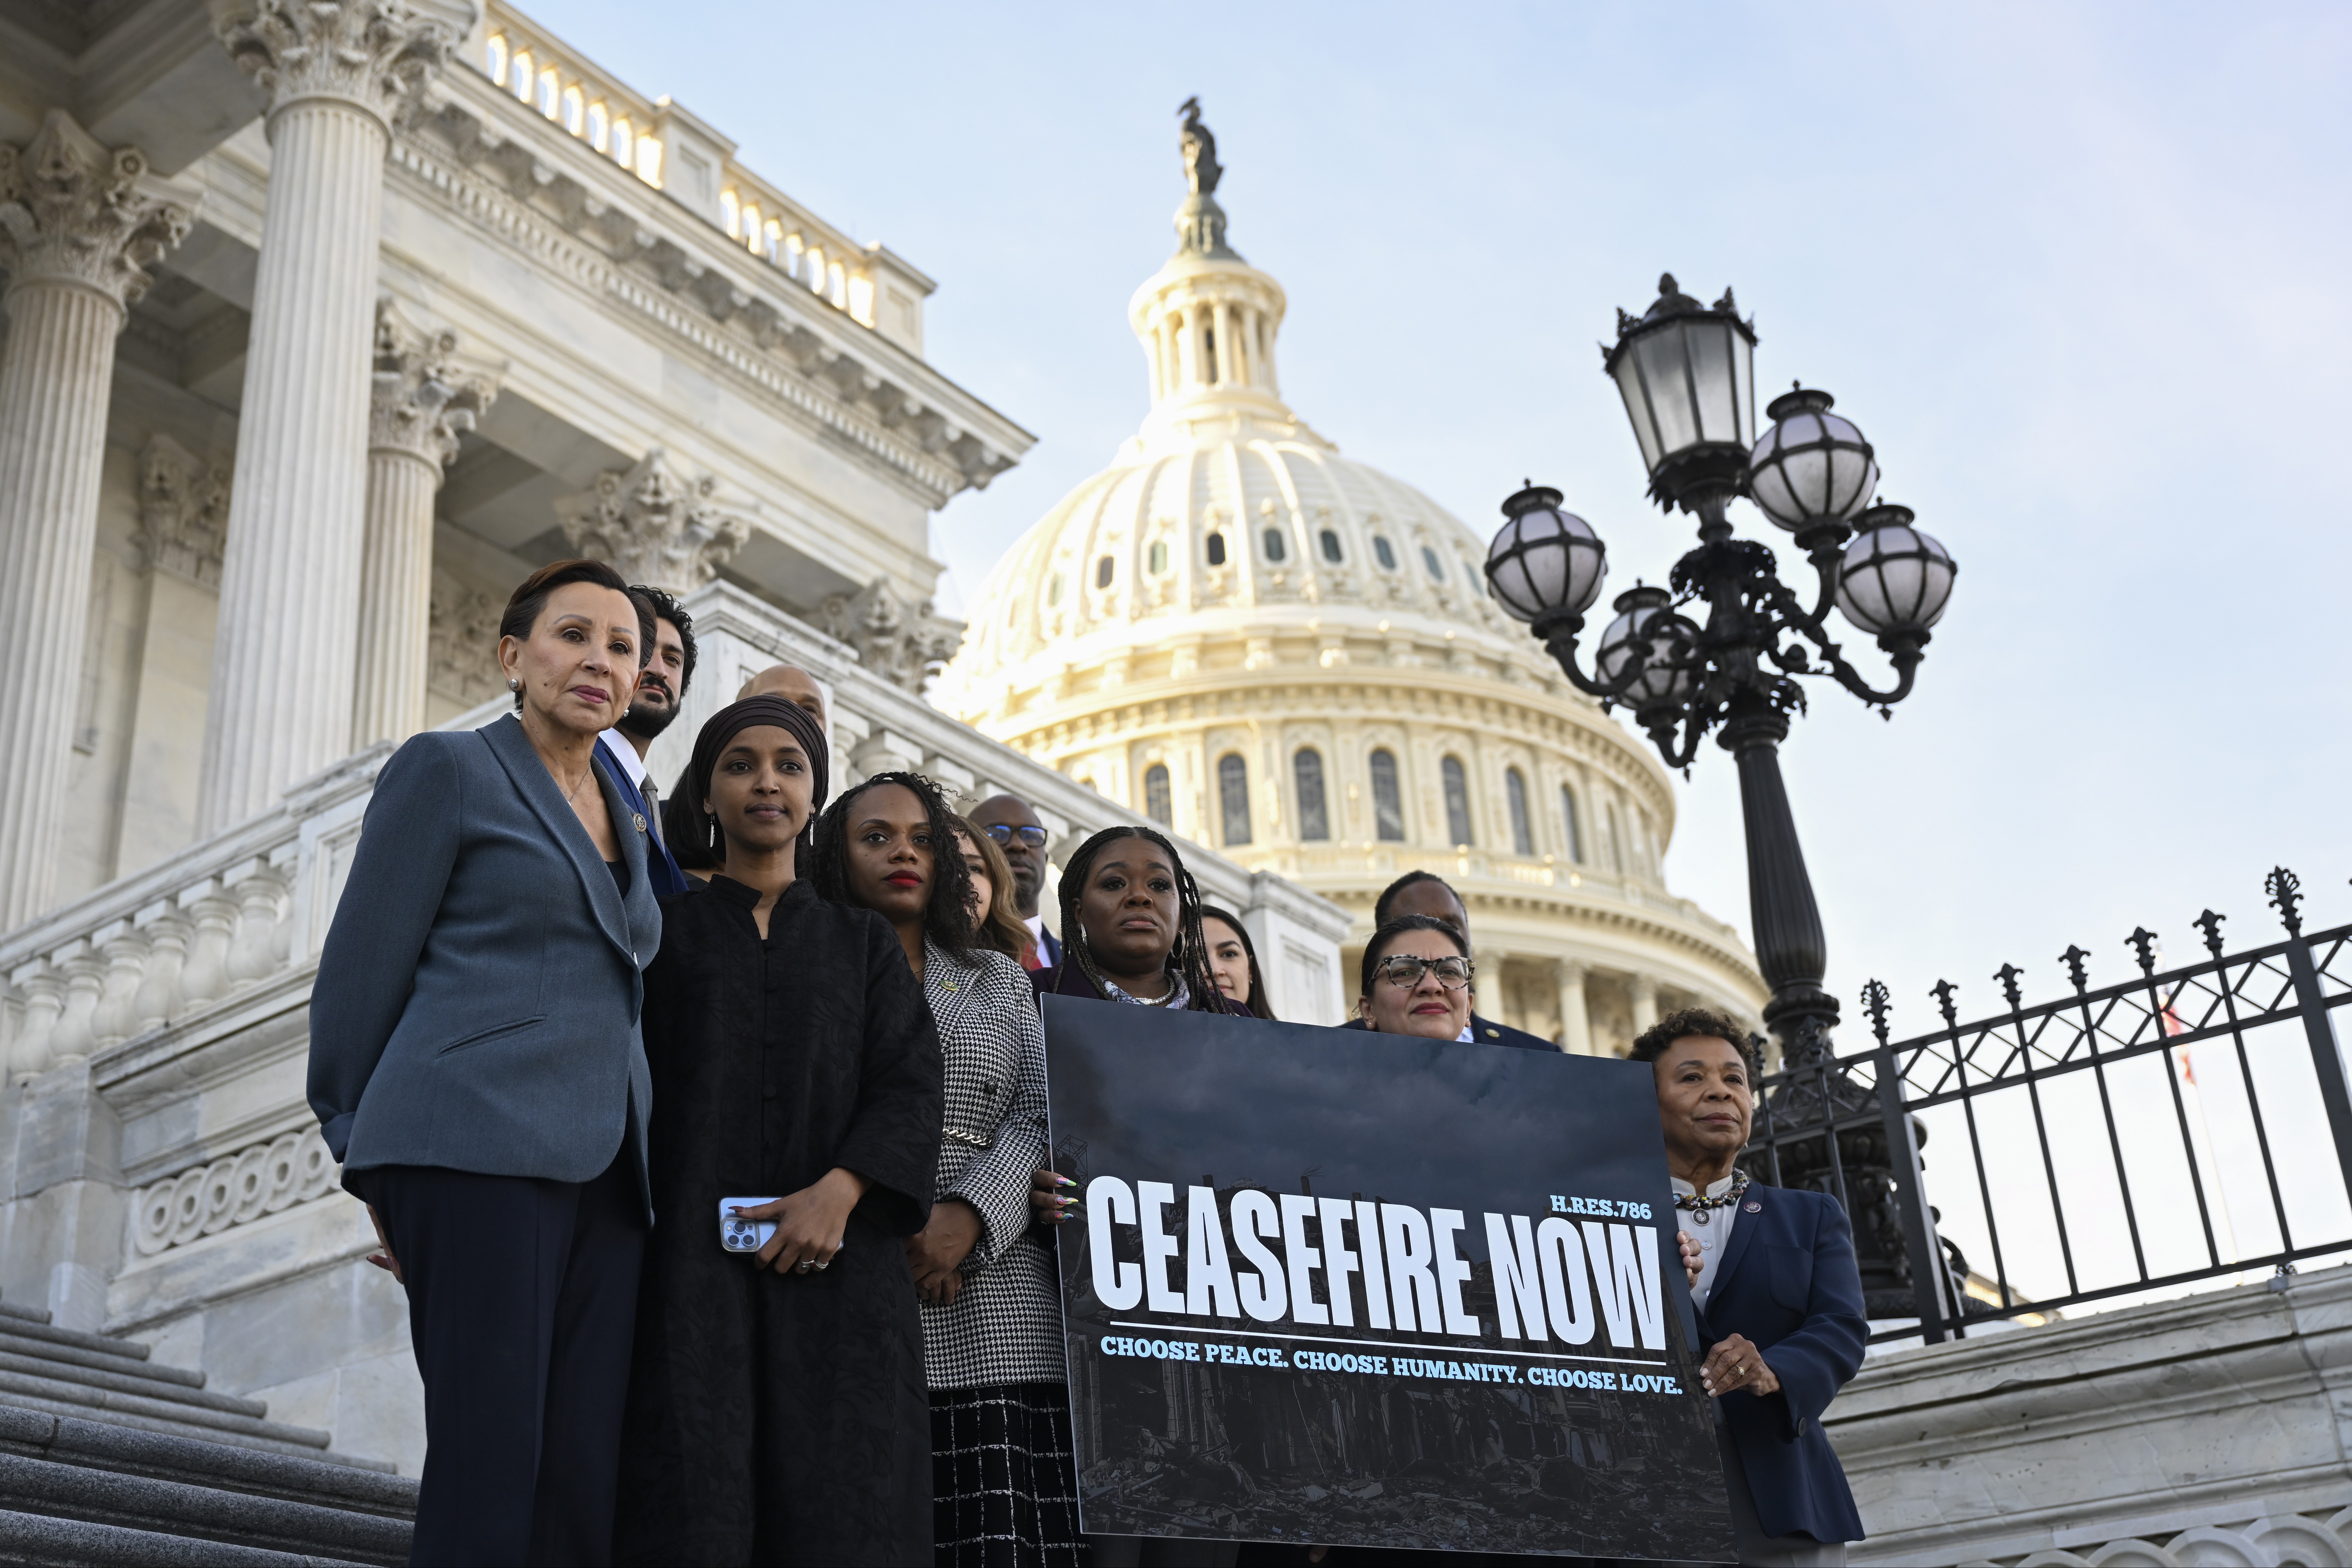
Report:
940,107,1764,1047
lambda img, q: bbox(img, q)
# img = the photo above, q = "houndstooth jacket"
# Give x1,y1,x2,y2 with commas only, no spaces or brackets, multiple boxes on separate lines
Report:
918,940,1066,1389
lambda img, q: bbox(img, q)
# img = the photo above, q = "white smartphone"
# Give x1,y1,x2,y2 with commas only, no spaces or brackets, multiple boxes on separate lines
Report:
719,1198,779,1254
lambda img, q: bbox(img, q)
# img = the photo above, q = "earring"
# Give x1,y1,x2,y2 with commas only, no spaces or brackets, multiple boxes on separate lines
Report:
507,678,521,692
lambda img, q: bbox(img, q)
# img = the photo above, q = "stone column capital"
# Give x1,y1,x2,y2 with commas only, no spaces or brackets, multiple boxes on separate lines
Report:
369,297,498,470
137,435,232,587
555,448,751,597
0,110,199,311
216,0,457,136
1552,957,1589,985
821,576,965,696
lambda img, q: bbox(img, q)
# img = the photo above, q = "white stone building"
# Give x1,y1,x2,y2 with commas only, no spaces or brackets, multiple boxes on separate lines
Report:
940,156,1766,1045
0,0,1347,1478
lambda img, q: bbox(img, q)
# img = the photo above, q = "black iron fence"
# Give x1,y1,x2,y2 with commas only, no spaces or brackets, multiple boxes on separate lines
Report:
1742,867,2352,1344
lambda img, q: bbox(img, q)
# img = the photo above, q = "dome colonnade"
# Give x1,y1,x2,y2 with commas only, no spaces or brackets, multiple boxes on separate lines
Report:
943,108,1765,1046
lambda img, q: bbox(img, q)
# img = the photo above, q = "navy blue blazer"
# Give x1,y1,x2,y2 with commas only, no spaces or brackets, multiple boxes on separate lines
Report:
1338,1013,1555,1050
1697,1182,1869,1544
598,735,687,897
309,715,662,1208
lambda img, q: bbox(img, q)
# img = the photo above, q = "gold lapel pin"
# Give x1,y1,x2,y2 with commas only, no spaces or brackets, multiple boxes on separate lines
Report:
632,812,646,832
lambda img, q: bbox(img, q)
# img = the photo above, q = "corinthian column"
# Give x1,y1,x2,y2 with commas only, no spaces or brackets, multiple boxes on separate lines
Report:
195,0,453,833
352,299,497,747
0,112,197,927
1553,959,1593,1057
554,448,752,597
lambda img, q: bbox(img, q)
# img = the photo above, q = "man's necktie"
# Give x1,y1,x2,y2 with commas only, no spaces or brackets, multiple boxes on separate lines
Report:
643,777,665,845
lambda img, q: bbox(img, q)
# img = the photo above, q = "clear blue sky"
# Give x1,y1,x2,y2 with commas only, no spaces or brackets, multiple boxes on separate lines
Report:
552,1,2352,1289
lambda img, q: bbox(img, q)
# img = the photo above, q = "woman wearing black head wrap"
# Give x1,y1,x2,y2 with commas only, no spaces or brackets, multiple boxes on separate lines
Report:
613,698,946,1567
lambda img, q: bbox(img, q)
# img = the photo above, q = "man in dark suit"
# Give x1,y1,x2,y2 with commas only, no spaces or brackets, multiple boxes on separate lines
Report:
597,586,694,896
1341,870,1553,1049
969,793,1061,970
1637,1007,1867,1564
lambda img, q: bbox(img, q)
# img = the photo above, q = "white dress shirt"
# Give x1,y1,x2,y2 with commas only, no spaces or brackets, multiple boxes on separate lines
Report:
596,729,648,790
1674,1173,1742,1310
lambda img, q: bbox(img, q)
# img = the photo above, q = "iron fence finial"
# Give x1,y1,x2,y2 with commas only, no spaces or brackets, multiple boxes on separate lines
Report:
2267,868,2304,937
2061,945,2091,993
2194,909,2227,959
1861,979,1891,1045
1996,962,2025,1012
1930,979,1959,1029
2127,927,2159,978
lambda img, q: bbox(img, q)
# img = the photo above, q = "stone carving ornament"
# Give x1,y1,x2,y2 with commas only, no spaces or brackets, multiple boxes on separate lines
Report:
370,297,498,467
427,567,504,708
0,111,197,307
216,0,455,131
554,449,751,597
136,435,232,587
821,577,964,695
133,1127,339,1256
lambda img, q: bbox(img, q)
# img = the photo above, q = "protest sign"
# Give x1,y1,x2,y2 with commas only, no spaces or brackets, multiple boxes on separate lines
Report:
1044,994,1735,1560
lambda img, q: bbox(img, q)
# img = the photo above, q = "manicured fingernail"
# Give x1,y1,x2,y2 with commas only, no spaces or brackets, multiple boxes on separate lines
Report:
1055,1177,1076,1189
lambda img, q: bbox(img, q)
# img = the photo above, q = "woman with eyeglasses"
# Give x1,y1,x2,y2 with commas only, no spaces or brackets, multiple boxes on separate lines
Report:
1354,914,1476,1039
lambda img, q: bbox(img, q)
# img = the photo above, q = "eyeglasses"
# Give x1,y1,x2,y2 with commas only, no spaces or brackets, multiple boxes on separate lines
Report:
1372,955,1473,990
983,824,1049,849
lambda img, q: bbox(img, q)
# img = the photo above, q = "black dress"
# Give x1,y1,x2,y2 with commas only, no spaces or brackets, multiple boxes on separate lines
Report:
614,876,945,1566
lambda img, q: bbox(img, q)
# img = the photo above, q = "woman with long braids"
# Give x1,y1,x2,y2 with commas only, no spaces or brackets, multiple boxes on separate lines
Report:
614,699,944,1566
1030,824,1244,1017
810,774,1083,1567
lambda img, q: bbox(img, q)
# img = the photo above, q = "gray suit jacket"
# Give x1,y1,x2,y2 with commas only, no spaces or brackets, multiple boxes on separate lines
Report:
309,714,661,1204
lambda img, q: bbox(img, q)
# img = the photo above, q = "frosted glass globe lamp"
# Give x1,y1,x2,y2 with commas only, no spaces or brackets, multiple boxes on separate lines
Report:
1485,482,1608,626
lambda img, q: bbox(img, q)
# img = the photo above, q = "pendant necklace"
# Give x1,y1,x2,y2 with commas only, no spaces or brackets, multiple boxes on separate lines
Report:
1676,1172,1750,1228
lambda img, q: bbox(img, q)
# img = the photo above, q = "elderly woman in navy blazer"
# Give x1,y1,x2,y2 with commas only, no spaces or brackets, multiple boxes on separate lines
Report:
1635,1007,1869,1567
309,558,662,1567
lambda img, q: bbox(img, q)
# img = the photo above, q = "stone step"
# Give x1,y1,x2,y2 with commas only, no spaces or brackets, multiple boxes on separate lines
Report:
0,1380,336,1461
0,1297,51,1327
0,1314,153,1365
0,1350,252,1414
0,1454,408,1567
0,1506,374,1567
0,1330,204,1389
0,1408,406,1506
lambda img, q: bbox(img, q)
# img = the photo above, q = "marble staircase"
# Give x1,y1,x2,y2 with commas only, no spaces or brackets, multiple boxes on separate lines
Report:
0,1293,414,1565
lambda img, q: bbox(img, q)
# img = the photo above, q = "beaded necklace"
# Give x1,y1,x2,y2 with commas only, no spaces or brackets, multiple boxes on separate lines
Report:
1673,1172,1750,1227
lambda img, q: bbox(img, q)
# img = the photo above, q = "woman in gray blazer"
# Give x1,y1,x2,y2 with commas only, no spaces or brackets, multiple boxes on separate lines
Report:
309,558,662,1567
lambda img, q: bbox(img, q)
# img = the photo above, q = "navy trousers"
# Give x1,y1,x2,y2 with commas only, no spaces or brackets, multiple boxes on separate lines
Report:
365,1156,646,1567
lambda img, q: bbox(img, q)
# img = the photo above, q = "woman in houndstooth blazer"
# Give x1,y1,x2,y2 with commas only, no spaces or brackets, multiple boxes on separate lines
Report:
816,776,1082,1567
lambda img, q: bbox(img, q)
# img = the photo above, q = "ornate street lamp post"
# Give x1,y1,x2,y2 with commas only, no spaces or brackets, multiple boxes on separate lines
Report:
1486,275,1958,1310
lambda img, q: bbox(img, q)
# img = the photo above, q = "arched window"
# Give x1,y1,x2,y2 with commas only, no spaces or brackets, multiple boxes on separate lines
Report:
1441,756,1473,846
1262,527,1287,563
1422,545,1445,582
1218,754,1252,846
1372,536,1397,571
1148,539,1168,575
1369,749,1405,842
1560,786,1584,863
1505,766,1533,856
1464,562,1485,597
1319,529,1343,563
1046,573,1064,607
1095,555,1115,589
1206,532,1227,566
1144,764,1172,826
1294,749,1330,841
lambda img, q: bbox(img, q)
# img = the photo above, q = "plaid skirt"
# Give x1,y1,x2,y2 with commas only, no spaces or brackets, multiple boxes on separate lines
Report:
932,1382,1087,1568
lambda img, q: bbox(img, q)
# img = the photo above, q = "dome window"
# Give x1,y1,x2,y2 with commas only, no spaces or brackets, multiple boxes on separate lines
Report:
1144,764,1172,826
1148,540,1169,575
1372,536,1397,571
1422,546,1445,582
1206,532,1227,567
1047,573,1064,607
1506,767,1533,856
1217,754,1252,847
1262,528,1287,563
1319,529,1343,564
1441,755,1473,846
1294,749,1330,841
1369,749,1405,842
1561,786,1584,863
1096,555,1115,590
